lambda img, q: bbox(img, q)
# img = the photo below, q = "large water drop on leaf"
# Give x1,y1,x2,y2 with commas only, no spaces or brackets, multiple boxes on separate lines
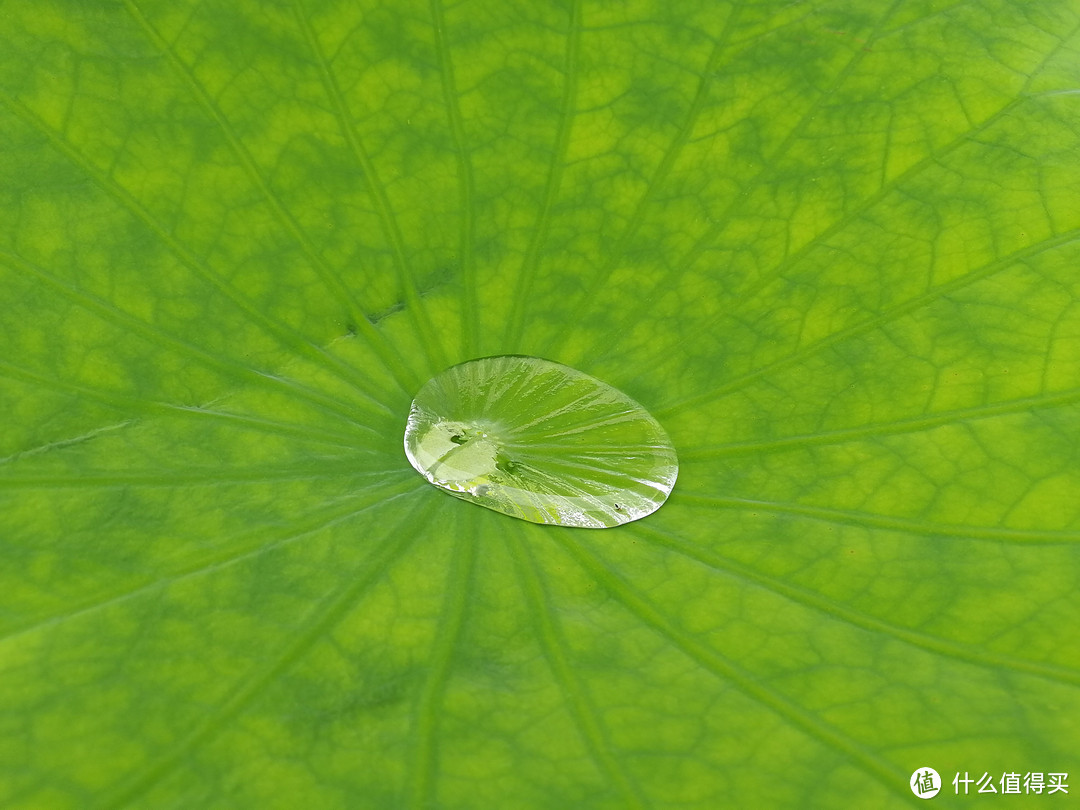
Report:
403,355,678,528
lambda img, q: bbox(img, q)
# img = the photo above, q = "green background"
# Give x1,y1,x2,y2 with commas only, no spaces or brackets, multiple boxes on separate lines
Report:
1,0,1078,807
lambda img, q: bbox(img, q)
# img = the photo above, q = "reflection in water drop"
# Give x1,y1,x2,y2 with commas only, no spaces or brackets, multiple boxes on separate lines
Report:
403,355,678,528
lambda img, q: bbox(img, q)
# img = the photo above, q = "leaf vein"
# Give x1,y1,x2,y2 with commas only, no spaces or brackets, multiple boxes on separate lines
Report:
554,534,907,798
627,521,1080,689
290,0,448,376
121,0,416,395
503,0,583,349
675,493,1080,544
93,493,437,810
511,529,647,809
407,513,475,810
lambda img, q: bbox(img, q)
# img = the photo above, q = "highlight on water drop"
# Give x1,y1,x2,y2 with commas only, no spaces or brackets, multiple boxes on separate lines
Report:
403,355,678,528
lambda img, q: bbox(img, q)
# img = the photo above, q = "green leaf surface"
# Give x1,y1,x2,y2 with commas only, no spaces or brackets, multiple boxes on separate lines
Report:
2,0,1079,807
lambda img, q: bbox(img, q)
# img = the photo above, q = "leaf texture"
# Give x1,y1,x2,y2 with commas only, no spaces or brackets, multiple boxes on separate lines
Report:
1,1,1079,807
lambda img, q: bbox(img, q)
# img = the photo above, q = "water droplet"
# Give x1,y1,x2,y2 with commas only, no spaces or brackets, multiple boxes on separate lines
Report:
403,355,678,528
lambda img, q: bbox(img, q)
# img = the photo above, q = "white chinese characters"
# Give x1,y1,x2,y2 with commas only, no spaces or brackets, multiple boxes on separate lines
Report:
952,771,1068,796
